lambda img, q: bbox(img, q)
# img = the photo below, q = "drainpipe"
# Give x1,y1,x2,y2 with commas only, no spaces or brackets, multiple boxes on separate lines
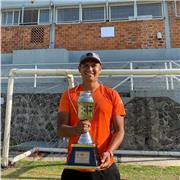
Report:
49,0,55,48
163,0,171,48
106,0,109,22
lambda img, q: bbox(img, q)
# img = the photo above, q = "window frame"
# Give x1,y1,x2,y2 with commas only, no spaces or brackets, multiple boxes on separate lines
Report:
39,8,51,24
22,8,39,25
109,2,134,21
81,4,106,22
174,0,180,18
1,9,21,26
56,6,80,24
136,1,163,20
21,8,50,25
1,1,164,27
109,1,163,22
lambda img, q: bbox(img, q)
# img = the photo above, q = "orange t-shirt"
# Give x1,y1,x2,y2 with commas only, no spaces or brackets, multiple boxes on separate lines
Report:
58,84,126,163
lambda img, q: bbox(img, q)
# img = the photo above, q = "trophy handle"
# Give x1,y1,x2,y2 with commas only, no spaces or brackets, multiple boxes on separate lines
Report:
78,132,93,144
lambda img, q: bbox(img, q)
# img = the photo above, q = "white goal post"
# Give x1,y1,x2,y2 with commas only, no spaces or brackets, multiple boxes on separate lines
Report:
2,68,180,168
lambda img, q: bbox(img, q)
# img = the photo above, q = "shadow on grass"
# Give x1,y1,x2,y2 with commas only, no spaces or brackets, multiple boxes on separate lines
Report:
2,161,63,180
117,157,180,164
2,177,60,180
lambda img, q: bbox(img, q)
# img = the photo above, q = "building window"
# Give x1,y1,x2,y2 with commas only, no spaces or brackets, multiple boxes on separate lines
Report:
21,9,50,25
1,10,20,26
110,4,134,20
82,6,105,22
57,8,79,23
14,11,20,24
39,9,50,24
137,3,162,18
175,0,180,17
23,9,38,25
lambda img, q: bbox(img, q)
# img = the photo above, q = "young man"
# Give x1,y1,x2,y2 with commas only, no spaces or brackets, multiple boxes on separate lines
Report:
58,52,126,180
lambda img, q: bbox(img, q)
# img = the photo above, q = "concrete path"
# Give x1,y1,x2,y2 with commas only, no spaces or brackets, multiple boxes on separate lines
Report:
117,156,180,166
9,151,180,167
26,153,180,167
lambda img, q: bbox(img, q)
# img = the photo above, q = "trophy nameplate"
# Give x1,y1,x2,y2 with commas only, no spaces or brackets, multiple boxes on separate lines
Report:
65,144,99,169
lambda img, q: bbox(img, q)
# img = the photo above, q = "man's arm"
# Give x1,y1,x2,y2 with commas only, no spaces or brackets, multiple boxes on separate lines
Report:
107,115,125,153
100,115,125,169
57,112,91,138
57,112,76,137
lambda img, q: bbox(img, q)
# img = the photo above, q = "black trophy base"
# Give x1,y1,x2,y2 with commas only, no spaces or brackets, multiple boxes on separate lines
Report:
64,144,99,170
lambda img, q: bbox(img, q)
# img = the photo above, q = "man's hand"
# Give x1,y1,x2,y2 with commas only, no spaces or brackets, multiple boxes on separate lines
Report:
75,120,91,135
99,151,112,170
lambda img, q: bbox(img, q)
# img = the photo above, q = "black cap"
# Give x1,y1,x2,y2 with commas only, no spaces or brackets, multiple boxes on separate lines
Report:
79,52,102,66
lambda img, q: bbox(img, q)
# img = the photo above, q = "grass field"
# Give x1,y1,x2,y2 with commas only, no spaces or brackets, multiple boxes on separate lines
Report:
1,160,180,180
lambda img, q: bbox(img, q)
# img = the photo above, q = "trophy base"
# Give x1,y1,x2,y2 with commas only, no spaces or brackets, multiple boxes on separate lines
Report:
66,144,99,170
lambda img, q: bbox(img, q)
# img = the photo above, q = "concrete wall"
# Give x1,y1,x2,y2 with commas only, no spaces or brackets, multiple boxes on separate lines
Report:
69,48,180,62
1,48,180,65
13,48,69,64
1,53,13,64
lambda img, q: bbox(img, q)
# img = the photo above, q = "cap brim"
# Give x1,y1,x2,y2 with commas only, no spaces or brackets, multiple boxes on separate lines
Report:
80,57,101,65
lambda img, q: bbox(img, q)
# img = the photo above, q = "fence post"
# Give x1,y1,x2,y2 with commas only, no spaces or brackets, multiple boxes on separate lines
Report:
34,65,37,88
130,62,134,91
2,71,15,167
165,62,169,90
169,61,174,90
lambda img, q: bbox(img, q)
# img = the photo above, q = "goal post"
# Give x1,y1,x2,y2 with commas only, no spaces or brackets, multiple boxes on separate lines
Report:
2,68,180,168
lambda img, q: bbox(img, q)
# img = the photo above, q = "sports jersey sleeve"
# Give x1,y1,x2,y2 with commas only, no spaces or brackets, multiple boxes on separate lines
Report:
112,90,126,117
58,90,70,113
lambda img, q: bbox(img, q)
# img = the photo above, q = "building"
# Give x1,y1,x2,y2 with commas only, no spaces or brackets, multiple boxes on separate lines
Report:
1,0,180,63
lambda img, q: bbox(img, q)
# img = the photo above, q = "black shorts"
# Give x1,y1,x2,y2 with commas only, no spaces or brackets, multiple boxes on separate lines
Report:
61,163,120,180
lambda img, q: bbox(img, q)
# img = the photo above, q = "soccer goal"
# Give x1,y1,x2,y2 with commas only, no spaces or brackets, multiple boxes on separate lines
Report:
2,66,180,168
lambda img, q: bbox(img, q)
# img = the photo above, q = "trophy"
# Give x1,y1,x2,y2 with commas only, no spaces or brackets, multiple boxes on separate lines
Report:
66,91,99,169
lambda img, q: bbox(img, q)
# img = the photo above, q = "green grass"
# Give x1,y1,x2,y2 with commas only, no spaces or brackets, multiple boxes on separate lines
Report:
118,164,180,180
1,160,180,180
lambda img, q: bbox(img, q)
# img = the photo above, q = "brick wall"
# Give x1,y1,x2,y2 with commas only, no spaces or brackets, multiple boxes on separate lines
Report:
168,1,180,48
55,20,165,50
2,2,180,53
1,25,50,53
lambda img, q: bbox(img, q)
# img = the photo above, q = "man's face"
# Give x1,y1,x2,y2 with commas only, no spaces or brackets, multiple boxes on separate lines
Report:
79,60,102,82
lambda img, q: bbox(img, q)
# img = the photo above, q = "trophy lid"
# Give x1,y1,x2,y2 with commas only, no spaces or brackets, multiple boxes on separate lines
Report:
78,91,93,103
80,91,91,95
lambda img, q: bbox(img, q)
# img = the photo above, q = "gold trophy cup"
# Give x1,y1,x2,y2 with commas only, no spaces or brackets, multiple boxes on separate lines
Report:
65,91,99,169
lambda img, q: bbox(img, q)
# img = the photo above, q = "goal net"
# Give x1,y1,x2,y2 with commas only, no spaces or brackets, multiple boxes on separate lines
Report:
1,61,180,167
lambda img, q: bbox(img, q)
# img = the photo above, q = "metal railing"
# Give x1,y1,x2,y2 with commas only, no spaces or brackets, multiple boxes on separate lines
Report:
1,60,180,91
